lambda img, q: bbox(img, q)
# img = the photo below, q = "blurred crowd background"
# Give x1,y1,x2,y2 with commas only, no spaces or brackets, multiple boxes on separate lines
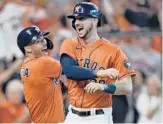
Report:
0,0,162,123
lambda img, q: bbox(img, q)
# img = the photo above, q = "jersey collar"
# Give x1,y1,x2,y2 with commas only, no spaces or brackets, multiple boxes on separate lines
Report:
77,37,106,49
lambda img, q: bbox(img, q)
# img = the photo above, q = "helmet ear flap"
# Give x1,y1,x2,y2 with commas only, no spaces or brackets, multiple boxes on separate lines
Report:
45,37,53,50
72,19,76,30
97,18,101,27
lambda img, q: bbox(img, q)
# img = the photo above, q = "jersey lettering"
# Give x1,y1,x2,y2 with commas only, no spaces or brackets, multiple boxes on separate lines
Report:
83,58,105,71
83,58,106,84
83,58,90,68
99,80,105,84
99,67,105,70
91,62,97,70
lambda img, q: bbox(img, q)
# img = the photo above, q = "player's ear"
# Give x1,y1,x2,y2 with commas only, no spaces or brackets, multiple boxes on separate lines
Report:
24,46,32,53
92,18,98,27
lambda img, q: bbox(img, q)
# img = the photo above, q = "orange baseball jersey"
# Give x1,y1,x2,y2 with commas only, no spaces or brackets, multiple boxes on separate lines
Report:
60,38,136,108
0,104,14,123
0,88,6,105
20,56,64,123
0,100,31,123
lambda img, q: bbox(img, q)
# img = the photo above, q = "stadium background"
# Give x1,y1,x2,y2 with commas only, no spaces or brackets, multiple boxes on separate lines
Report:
0,0,162,123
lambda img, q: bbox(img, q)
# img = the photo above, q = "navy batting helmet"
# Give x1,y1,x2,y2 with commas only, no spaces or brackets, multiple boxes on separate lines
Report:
17,26,53,54
67,2,101,19
67,2,102,29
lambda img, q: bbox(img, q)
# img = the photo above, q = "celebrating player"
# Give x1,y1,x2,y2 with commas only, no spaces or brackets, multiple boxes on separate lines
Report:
17,26,64,123
60,2,136,124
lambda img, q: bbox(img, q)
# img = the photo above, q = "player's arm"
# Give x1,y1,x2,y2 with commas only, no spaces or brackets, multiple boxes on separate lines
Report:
112,76,132,95
85,46,135,95
84,76,132,95
60,54,118,80
61,54,96,80
101,46,134,95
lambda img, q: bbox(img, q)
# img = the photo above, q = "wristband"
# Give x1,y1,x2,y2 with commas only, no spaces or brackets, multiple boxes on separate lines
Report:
103,84,116,94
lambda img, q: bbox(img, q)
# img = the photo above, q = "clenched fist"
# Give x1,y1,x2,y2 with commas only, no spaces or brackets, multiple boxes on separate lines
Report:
96,68,119,79
84,81,104,94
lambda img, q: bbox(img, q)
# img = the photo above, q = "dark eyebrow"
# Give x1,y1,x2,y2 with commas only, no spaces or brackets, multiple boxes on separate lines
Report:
75,16,86,20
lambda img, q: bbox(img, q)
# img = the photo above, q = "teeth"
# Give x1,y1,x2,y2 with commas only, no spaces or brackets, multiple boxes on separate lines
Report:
42,49,47,51
78,28,83,31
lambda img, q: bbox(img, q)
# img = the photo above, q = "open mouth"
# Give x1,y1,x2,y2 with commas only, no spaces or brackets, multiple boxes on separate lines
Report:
42,49,47,52
42,49,48,55
77,27,84,32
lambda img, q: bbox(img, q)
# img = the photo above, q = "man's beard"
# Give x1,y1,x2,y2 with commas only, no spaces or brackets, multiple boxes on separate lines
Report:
80,24,93,39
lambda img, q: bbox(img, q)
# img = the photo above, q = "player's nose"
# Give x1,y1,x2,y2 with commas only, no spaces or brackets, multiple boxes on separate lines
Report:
42,39,47,45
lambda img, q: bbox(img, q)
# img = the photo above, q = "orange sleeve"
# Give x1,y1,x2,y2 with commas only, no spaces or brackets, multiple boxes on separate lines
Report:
39,56,61,79
60,38,76,59
0,106,14,123
114,47,136,80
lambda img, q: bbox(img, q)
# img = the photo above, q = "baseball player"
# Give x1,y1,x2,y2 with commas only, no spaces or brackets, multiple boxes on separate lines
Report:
17,26,64,123
60,2,136,124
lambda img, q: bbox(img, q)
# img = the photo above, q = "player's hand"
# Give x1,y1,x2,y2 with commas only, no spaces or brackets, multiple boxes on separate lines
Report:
96,68,119,79
84,81,104,94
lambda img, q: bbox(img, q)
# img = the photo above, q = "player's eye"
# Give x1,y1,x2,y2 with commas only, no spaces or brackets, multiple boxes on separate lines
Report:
40,38,46,43
34,40,39,44
76,16,86,21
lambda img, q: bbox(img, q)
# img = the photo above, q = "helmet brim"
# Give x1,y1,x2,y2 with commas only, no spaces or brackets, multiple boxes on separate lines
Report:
67,14,77,19
40,32,50,36
67,13,98,19
30,31,50,44
67,13,86,19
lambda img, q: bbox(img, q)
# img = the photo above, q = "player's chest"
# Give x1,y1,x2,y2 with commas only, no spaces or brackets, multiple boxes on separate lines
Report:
75,47,113,70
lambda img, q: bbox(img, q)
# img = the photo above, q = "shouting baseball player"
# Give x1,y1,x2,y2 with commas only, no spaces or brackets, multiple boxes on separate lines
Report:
60,2,136,124
17,26,64,123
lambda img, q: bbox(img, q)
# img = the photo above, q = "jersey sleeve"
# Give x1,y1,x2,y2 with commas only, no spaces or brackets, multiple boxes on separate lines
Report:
113,47,136,80
39,56,61,79
60,38,76,60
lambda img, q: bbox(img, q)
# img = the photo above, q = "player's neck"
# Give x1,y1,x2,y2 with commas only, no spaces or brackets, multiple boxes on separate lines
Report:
26,53,42,58
83,31,100,44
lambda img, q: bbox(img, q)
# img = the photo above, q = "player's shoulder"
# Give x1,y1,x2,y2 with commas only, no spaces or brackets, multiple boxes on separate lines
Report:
39,56,59,66
102,38,121,51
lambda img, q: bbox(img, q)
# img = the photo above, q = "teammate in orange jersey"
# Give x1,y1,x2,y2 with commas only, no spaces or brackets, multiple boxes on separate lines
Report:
17,26,64,123
0,79,31,123
60,2,136,124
